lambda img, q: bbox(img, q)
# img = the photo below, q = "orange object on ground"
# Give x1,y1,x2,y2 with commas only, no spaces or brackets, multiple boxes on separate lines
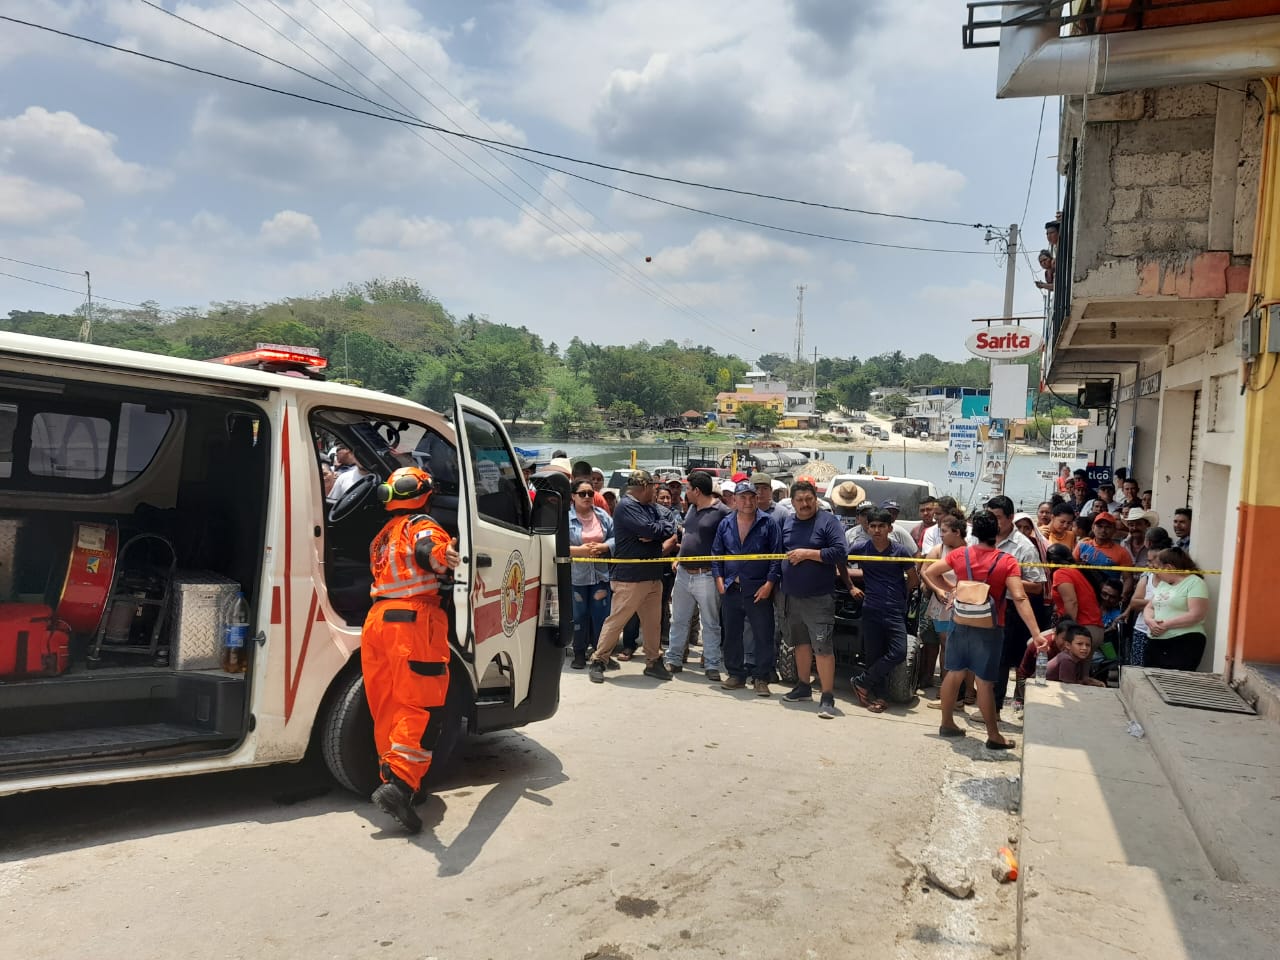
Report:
362,512,453,792
994,846,1019,883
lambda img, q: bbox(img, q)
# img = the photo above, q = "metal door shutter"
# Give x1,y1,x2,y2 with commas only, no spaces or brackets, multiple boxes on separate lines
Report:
1187,389,1202,506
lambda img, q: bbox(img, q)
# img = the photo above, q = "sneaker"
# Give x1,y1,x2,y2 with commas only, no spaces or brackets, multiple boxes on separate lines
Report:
783,682,813,702
754,679,771,697
818,694,837,719
664,662,684,674
704,669,722,683
643,659,673,682
588,660,605,684
371,780,423,834
570,653,586,670
720,676,746,690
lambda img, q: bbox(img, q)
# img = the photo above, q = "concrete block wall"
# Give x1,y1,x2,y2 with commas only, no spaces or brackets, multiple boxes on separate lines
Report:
1068,83,1260,299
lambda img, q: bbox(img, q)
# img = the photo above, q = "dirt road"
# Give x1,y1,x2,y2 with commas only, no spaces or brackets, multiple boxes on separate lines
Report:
0,663,1021,959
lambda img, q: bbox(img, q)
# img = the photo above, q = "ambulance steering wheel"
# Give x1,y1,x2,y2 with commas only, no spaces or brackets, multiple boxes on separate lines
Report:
329,472,378,524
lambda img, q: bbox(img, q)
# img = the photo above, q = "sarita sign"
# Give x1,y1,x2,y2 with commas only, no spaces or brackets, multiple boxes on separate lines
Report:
965,326,1042,359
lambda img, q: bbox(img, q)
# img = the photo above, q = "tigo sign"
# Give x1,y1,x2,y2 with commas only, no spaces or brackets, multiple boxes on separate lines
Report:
965,326,1042,359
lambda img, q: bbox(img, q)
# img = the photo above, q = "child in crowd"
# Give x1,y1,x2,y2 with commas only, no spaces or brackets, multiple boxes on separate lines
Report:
1015,619,1073,705
1047,624,1107,686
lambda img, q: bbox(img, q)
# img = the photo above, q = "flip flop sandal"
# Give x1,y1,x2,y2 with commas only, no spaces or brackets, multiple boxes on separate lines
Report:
853,684,872,708
938,726,966,738
986,739,1017,750
868,699,888,714
615,651,633,661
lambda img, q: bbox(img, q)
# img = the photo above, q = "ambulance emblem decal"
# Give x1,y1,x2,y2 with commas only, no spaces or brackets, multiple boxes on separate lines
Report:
500,551,525,636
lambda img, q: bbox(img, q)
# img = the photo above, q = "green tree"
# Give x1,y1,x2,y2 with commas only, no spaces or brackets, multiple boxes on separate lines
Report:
544,368,602,438
453,326,547,423
814,387,839,414
607,399,644,429
834,373,873,411
881,393,912,419
737,402,780,435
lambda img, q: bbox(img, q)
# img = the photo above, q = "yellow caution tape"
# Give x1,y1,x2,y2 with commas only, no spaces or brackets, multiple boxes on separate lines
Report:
564,553,1221,576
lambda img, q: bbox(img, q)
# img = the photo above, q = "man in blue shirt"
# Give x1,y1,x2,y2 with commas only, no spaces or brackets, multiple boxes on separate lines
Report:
665,471,731,681
850,510,918,713
589,471,678,684
713,481,783,695
779,480,849,719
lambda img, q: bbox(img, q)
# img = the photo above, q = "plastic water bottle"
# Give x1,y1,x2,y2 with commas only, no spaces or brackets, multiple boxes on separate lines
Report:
1034,650,1049,686
221,591,250,674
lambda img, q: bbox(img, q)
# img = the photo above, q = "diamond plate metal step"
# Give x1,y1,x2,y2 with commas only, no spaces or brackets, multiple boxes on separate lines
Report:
1144,668,1256,715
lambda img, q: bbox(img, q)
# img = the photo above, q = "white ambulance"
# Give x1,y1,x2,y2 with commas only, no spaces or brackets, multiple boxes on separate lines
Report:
0,334,570,797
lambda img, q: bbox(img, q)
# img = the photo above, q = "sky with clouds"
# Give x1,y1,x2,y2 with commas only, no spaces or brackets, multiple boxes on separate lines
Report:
0,0,1059,363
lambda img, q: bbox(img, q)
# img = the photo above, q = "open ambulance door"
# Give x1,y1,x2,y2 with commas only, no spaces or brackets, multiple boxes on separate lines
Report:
452,395,544,722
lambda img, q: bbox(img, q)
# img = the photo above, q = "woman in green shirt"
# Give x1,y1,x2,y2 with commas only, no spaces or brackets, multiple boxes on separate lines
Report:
1143,547,1210,670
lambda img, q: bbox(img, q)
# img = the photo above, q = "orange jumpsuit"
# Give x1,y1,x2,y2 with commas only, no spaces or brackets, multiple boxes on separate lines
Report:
362,512,453,792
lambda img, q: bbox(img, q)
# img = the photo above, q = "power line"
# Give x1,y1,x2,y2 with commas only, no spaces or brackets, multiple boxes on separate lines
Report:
0,254,84,277
1018,97,1047,235
0,269,152,308
6,13,996,250
301,0,787,349
213,1,765,350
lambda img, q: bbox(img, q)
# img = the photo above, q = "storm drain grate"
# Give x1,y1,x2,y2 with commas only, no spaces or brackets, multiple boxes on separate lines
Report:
1145,669,1256,715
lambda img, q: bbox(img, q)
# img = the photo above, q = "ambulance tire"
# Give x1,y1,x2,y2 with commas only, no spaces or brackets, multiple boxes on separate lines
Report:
320,659,470,799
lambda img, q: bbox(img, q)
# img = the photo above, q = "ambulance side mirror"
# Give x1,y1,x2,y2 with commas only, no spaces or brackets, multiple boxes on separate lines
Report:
530,489,565,534
529,470,570,535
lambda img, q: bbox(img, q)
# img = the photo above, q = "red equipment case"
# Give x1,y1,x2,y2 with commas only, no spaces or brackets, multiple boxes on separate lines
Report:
0,604,71,679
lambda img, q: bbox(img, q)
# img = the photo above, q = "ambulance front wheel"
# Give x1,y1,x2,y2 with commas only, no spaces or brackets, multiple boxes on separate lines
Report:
320,659,471,799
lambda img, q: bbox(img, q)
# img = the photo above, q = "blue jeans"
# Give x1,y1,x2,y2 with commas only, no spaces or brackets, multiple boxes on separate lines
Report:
665,567,723,670
722,580,775,681
856,608,908,698
572,582,612,657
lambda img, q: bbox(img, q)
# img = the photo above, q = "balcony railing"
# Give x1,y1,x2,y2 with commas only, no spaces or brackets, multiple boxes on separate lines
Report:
963,0,1280,49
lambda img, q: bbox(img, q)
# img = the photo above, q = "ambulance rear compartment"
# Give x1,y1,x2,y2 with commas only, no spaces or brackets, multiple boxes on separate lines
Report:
0,372,270,778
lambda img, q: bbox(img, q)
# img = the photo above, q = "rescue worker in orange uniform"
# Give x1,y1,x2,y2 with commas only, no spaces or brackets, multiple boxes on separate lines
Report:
364,465,460,833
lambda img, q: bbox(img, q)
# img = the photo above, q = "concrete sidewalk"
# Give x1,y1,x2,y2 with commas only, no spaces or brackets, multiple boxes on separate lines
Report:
1018,681,1280,959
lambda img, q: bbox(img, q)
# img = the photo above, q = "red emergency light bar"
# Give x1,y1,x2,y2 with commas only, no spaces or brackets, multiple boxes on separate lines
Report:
213,346,329,369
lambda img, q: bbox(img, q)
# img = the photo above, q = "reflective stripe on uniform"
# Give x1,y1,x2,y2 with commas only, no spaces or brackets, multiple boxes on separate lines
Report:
390,743,434,763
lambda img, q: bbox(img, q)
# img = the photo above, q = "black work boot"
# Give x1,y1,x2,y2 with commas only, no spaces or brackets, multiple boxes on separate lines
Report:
372,776,423,834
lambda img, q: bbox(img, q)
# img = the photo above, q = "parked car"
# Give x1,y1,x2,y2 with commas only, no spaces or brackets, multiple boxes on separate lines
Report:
878,429,891,441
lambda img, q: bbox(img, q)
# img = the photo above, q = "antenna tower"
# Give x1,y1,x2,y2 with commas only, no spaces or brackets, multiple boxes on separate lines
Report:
793,284,806,362
78,271,92,343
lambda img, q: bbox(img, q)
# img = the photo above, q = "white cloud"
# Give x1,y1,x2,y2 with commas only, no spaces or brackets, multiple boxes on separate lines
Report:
259,210,321,249
0,175,84,226
355,210,452,249
0,107,161,193
652,228,809,276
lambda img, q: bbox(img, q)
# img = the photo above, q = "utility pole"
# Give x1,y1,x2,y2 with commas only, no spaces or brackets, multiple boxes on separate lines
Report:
989,223,1018,497
812,347,818,391
78,270,92,343
793,284,806,363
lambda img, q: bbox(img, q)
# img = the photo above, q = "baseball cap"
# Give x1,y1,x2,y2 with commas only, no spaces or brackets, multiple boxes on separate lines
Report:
590,467,604,478
1093,511,1117,525
720,480,736,495
734,481,755,495
751,472,773,486
856,500,876,515
731,472,749,483
880,499,901,511
626,469,655,487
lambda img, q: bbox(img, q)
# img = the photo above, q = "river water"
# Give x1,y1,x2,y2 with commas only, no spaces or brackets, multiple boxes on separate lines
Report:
510,436,1059,513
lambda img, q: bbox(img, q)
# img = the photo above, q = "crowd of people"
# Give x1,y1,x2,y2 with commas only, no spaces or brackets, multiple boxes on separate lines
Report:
555,452,1208,736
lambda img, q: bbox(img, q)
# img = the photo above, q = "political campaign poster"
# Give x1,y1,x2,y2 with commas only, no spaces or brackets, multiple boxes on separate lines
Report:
1049,424,1078,462
947,420,979,481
